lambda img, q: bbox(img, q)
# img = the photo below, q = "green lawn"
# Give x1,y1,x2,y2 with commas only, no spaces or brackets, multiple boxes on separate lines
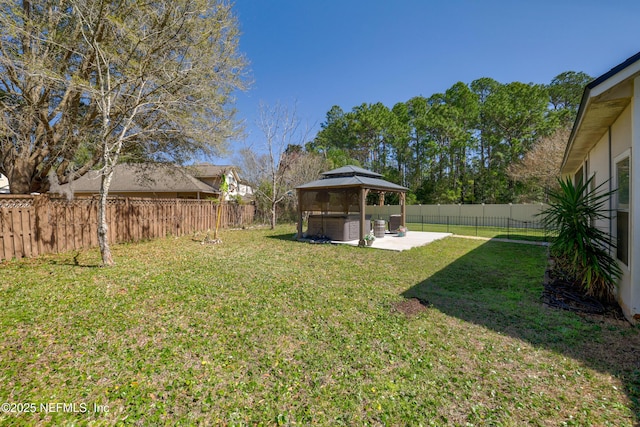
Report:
1,225,638,426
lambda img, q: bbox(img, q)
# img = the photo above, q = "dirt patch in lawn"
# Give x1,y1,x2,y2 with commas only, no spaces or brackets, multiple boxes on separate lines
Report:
393,297,429,318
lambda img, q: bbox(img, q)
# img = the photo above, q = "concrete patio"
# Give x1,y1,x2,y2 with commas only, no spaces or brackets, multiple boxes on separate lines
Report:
333,231,452,252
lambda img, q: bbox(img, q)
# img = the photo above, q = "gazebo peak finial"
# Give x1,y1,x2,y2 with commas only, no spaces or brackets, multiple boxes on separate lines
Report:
321,165,382,179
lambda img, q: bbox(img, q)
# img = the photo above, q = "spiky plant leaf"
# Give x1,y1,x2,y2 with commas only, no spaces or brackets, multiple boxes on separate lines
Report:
541,176,622,301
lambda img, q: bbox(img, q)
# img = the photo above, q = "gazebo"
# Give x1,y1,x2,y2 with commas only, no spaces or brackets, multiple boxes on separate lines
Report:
296,166,408,246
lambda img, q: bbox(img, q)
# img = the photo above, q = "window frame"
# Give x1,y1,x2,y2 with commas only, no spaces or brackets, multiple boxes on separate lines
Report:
614,150,631,266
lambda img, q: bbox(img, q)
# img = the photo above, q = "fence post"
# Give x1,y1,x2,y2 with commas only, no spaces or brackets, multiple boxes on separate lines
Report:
507,217,510,239
475,216,478,236
422,215,424,232
447,216,449,233
175,198,180,236
125,197,131,242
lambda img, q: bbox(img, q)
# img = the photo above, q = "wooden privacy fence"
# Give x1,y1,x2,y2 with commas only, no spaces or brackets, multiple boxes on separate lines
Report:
0,195,255,262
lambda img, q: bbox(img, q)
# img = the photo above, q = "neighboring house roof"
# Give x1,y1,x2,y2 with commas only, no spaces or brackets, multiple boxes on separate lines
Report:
190,163,237,178
297,166,408,192
60,163,218,195
562,51,640,174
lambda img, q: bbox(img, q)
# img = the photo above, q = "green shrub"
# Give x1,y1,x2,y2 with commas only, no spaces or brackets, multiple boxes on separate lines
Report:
541,176,622,301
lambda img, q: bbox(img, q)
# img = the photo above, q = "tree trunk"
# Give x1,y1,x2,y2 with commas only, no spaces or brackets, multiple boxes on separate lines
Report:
98,169,115,266
8,157,35,194
271,167,277,229
270,201,277,229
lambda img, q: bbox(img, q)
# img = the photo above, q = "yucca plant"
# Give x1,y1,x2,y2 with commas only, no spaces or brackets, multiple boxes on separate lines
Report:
541,176,622,302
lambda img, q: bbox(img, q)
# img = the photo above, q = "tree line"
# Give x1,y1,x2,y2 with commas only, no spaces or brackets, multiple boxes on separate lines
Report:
306,72,591,204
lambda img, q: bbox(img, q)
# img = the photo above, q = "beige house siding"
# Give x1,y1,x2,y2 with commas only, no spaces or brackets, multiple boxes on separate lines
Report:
611,105,633,317
563,107,635,320
611,105,632,161
561,55,640,323
191,167,251,201
629,76,640,320
588,130,610,234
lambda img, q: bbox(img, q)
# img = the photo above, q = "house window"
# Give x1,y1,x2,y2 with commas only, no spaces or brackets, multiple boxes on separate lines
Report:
616,157,630,265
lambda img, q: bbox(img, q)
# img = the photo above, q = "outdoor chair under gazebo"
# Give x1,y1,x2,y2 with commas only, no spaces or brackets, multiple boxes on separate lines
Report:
295,166,408,246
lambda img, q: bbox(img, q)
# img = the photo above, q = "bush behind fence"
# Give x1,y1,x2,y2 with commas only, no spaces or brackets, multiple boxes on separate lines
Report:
0,195,255,262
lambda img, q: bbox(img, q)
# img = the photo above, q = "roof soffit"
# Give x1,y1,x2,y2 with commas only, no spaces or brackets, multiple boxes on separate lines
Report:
562,77,634,174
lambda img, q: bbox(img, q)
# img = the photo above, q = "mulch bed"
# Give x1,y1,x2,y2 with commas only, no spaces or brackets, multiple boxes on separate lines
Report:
542,260,629,325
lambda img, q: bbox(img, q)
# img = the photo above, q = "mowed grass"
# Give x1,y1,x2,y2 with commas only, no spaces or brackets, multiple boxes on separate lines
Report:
0,226,638,426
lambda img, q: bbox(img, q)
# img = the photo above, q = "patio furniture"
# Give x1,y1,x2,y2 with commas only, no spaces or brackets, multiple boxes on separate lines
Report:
389,214,402,232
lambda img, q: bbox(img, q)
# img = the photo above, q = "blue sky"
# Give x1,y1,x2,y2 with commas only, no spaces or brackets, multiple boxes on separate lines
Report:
221,0,640,160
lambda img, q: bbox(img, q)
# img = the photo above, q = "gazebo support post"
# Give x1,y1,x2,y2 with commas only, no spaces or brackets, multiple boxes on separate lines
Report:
400,192,406,227
296,189,303,239
359,187,369,247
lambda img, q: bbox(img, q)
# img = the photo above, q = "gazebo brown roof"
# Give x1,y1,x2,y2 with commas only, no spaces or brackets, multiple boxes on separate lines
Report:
295,166,408,246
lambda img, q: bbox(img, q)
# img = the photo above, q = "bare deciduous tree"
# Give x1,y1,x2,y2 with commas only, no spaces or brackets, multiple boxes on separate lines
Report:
280,148,329,220
508,126,570,200
239,102,320,229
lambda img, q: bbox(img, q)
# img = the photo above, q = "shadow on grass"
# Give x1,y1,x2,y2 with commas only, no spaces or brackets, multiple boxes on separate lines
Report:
402,240,640,423
266,233,300,242
46,251,103,268
48,259,102,268
491,233,549,243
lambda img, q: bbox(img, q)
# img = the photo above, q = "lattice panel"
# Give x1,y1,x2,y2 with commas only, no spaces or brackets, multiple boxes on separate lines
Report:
130,198,177,206
106,198,125,206
0,198,33,209
48,197,97,208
